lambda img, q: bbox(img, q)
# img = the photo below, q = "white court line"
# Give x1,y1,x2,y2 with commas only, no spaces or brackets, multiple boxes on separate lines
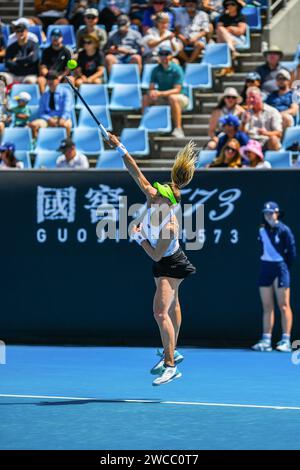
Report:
0,394,300,411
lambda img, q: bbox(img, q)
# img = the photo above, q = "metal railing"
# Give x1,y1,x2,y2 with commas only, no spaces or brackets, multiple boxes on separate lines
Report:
18,0,25,18
266,0,291,25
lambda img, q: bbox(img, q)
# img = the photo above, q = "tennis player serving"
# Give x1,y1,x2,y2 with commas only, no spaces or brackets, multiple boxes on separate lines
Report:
107,132,197,386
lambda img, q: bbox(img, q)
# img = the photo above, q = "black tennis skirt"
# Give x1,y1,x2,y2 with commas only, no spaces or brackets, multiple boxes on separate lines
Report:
152,247,196,279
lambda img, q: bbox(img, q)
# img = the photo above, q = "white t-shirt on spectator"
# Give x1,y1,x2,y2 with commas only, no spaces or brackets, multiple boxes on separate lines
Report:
143,28,182,57
56,151,89,169
255,160,272,169
175,10,210,39
0,160,24,169
7,32,39,47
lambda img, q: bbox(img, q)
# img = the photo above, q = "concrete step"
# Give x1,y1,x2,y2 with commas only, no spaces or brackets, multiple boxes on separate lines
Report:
138,159,174,169
184,124,209,136
126,113,211,126
158,145,203,159
239,62,264,73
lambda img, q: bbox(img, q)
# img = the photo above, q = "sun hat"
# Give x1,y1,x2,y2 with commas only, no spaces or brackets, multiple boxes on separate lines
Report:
240,139,264,160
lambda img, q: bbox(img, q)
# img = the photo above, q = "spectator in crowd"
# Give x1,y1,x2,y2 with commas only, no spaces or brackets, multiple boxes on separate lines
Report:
143,12,182,64
0,23,5,63
56,137,89,168
202,0,224,23
265,69,298,131
0,75,9,137
38,28,72,93
34,0,69,28
4,22,39,85
130,1,149,28
207,87,244,149
252,201,296,353
240,71,262,104
209,138,242,167
143,0,175,34
70,1,95,31
7,18,39,47
216,0,247,76
241,87,283,150
76,8,107,50
174,0,210,64
105,15,143,73
9,91,32,127
241,140,272,169
143,46,189,138
75,33,105,85
256,45,286,94
30,71,73,138
215,114,249,155
99,0,131,33
0,142,24,169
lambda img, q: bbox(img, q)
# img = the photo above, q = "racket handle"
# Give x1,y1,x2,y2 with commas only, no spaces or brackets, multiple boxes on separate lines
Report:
99,123,109,141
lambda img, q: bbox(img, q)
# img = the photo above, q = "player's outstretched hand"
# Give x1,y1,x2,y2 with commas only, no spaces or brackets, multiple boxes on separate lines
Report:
107,132,121,149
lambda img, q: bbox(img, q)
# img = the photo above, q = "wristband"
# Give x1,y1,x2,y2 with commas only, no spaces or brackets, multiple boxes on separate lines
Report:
131,231,146,246
116,143,128,157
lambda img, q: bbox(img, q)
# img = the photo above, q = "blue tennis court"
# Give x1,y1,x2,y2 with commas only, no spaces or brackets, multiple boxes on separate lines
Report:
1,346,300,450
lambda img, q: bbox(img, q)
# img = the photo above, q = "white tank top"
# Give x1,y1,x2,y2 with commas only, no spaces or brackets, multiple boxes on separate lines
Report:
142,207,180,257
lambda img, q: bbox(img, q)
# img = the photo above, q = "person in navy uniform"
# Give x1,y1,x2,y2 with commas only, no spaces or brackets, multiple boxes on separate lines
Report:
252,202,296,352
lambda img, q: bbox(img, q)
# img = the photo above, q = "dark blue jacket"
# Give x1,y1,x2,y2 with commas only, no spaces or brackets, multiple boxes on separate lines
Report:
259,221,296,268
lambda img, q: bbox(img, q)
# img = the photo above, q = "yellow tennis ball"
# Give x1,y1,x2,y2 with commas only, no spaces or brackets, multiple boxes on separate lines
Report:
67,59,78,70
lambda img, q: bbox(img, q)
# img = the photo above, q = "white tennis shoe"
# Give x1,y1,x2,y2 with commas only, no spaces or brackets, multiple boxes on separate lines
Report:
152,366,182,386
252,340,272,352
150,349,184,375
276,340,292,352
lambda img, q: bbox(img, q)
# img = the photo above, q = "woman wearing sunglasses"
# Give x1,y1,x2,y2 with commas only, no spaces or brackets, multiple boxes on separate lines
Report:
209,138,242,167
75,33,105,86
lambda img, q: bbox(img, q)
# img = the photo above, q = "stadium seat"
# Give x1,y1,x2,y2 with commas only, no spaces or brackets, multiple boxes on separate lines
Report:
10,84,40,106
281,44,300,72
76,84,109,109
28,105,39,122
72,128,104,156
15,151,32,168
28,25,44,45
141,63,157,89
34,151,59,169
108,64,140,87
44,25,76,49
0,64,6,72
96,151,126,169
282,126,300,150
1,24,10,46
2,127,32,151
264,151,292,168
77,105,112,131
196,150,217,168
109,84,142,111
183,63,213,89
242,6,262,31
185,86,194,112
139,106,172,133
35,128,67,152
202,43,231,69
236,25,251,51
120,128,149,156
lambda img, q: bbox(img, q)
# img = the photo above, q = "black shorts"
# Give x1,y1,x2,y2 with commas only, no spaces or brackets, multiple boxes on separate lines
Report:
152,247,196,280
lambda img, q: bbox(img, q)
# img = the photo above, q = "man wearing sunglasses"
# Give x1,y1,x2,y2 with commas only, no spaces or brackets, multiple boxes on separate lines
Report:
76,8,107,50
266,69,298,131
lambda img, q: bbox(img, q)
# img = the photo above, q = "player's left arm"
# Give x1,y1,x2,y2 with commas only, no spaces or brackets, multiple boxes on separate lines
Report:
132,222,175,262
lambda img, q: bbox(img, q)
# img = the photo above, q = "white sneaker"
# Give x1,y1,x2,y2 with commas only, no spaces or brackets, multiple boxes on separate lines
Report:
172,127,185,138
252,340,272,352
152,366,182,386
276,340,292,352
150,349,184,375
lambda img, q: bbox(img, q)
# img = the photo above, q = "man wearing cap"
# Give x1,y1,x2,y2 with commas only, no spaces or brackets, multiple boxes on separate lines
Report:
76,8,107,51
215,113,249,156
241,87,282,150
9,91,32,127
104,14,143,73
266,69,298,131
4,22,39,85
7,18,39,47
56,138,89,169
38,28,72,93
256,45,289,94
143,46,189,138
30,71,72,139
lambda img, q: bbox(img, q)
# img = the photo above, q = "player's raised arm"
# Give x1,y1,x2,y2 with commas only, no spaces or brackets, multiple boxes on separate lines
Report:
107,132,156,199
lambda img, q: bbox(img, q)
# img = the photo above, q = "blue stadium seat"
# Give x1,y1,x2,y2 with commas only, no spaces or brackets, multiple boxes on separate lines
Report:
96,151,126,169
35,128,67,152
196,150,217,168
120,128,149,156
45,25,76,48
185,86,194,112
141,63,157,89
183,63,213,89
1,24,10,46
76,84,109,109
111,24,139,32
139,106,172,133
10,84,40,106
242,6,262,31
108,64,140,87
15,151,32,169
202,43,231,69
28,25,44,45
282,126,300,150
281,44,300,72
77,105,112,130
2,127,32,151
28,105,39,121
34,151,59,169
110,84,142,110
264,151,292,168
0,64,6,72
72,128,104,156
236,25,251,51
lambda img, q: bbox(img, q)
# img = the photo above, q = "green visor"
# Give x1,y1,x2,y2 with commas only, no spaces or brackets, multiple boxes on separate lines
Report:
153,182,177,205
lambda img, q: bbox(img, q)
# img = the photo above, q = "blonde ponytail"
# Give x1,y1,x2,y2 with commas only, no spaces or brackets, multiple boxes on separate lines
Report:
171,140,197,189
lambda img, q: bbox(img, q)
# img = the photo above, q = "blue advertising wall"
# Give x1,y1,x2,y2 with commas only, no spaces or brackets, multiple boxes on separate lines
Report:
0,169,299,346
